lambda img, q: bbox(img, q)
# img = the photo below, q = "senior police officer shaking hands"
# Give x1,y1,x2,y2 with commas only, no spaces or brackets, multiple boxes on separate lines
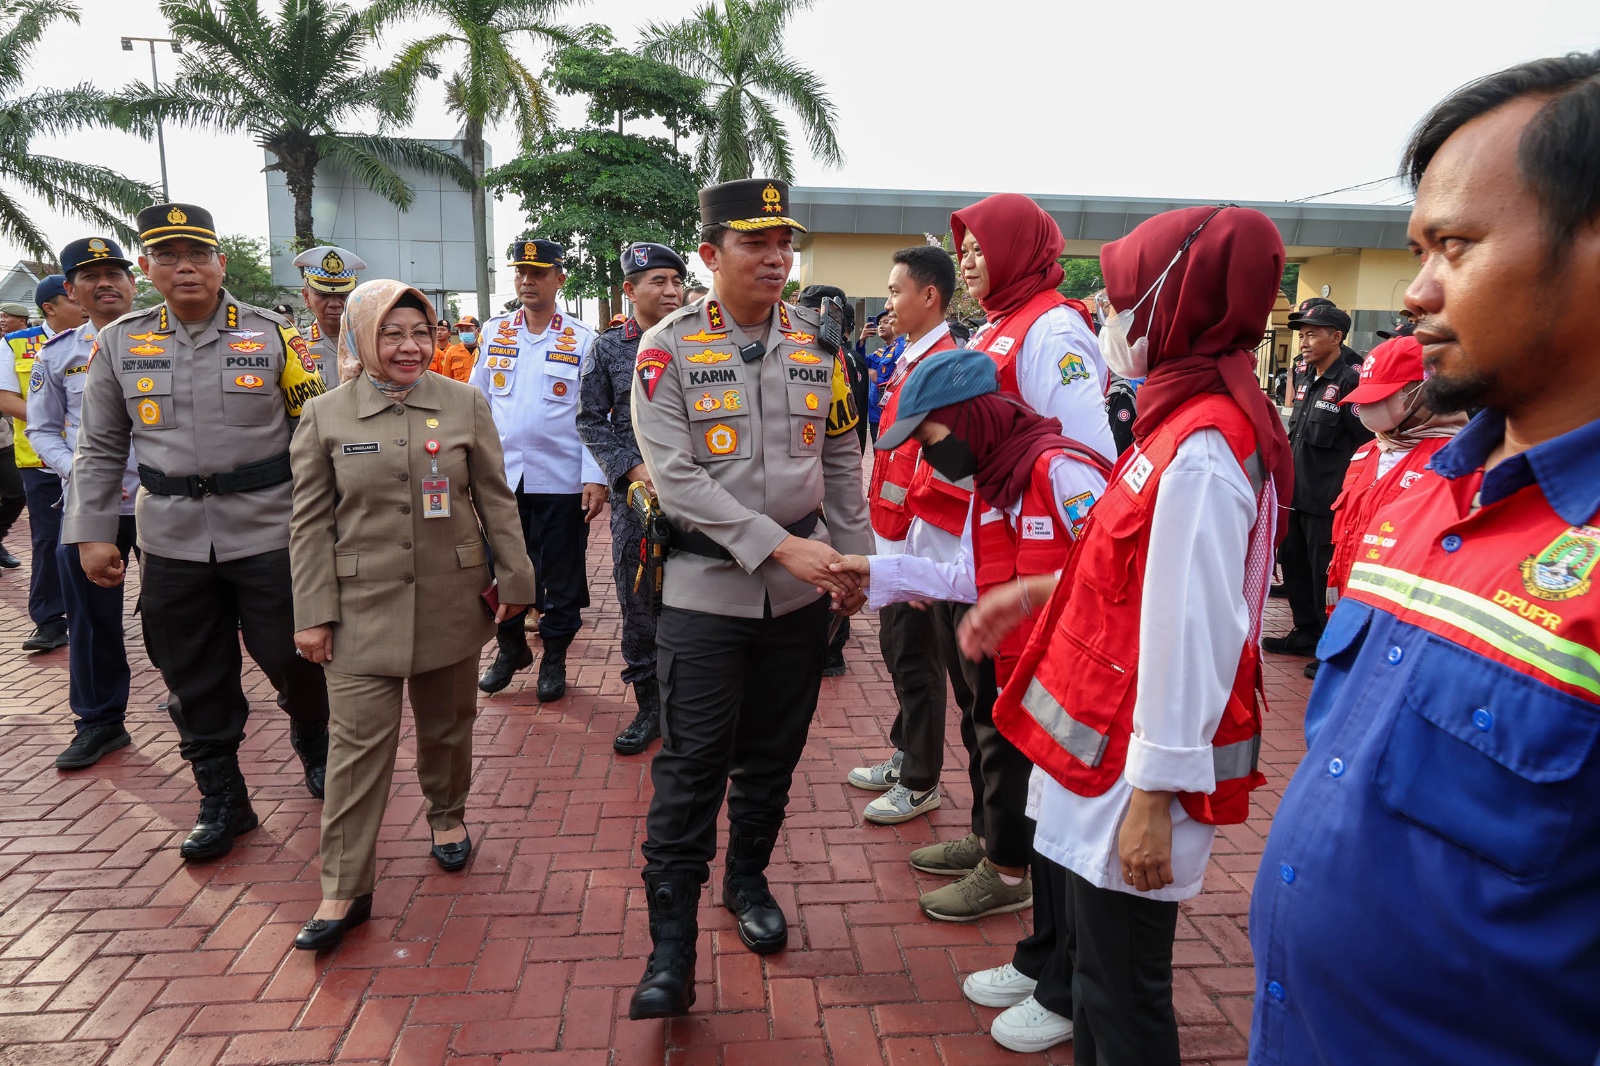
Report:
293,245,366,383
626,179,871,1020
64,203,331,862
576,241,686,756
471,239,608,701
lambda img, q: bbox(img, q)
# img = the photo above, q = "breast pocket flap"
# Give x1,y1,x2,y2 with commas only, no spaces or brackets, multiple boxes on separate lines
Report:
456,541,488,568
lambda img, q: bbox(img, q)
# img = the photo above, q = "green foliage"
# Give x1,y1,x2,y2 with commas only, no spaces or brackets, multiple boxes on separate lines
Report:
641,0,842,183
1057,257,1102,300
221,234,289,308
1280,263,1300,302
781,279,798,301
548,43,711,138
0,0,156,258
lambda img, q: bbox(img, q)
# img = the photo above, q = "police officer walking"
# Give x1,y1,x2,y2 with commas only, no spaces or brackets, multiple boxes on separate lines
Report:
626,179,871,1020
471,239,608,701
576,242,686,754
63,203,332,861
27,238,143,769
293,245,366,383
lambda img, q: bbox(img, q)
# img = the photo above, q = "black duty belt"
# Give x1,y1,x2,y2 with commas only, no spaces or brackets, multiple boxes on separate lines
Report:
670,510,820,561
138,452,293,498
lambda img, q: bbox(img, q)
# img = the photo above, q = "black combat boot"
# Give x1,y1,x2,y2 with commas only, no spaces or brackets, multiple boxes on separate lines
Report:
614,678,661,755
290,728,328,799
723,820,788,954
536,636,571,702
180,754,258,862
478,637,533,694
628,871,701,1020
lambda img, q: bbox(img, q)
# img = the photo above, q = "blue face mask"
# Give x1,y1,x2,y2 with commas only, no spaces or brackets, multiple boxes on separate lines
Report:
460,331,478,346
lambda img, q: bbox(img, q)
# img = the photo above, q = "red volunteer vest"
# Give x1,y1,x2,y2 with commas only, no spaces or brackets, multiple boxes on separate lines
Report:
972,290,1095,395
992,393,1269,825
1326,437,1453,617
973,444,1113,683
869,331,959,540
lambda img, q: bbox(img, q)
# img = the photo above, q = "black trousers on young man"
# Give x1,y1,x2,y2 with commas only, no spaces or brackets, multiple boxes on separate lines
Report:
1279,508,1335,636
878,600,946,791
497,487,590,650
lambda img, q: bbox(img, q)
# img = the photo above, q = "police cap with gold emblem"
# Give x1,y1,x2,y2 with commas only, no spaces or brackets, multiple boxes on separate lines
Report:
699,178,807,233
59,237,133,279
137,202,219,247
292,245,367,294
508,238,564,268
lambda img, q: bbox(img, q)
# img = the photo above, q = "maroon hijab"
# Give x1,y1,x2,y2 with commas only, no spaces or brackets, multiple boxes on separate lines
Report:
928,393,1071,511
1100,206,1292,528
950,194,1064,322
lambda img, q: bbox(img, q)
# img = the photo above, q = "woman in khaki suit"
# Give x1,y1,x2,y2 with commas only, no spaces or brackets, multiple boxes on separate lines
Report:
288,280,537,951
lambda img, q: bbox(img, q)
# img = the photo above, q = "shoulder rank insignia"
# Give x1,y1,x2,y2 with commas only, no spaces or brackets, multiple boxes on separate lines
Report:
777,304,792,331
705,301,726,332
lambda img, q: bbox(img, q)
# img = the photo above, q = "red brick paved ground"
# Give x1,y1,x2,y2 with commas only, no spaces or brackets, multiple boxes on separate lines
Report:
0,507,1313,1065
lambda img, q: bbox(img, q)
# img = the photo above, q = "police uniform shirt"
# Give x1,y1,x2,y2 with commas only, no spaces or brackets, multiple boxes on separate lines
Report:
631,292,872,619
577,317,646,492
469,307,604,493
63,291,326,561
24,322,137,512
1286,358,1370,515
303,320,335,380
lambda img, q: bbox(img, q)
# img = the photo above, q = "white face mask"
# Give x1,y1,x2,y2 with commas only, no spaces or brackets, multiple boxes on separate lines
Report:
1095,206,1226,381
1357,383,1423,435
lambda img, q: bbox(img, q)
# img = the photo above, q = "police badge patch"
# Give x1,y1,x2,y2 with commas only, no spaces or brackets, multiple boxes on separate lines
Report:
637,348,672,402
1520,526,1600,601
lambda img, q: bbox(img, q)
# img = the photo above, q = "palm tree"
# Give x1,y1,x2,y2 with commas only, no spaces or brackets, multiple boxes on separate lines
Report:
120,0,472,250
367,0,580,318
641,0,842,184
0,0,155,259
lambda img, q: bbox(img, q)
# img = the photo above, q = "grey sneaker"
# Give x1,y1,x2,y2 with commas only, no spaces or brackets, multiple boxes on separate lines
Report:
920,859,1032,922
909,832,985,876
847,750,903,792
863,783,940,825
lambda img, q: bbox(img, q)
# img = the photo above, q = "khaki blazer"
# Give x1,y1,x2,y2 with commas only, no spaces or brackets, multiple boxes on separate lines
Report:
289,372,537,677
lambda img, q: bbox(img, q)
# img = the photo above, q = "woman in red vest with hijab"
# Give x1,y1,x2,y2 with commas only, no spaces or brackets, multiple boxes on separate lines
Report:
954,206,1292,1060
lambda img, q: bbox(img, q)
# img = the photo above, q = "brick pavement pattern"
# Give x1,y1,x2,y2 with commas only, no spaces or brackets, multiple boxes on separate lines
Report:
0,501,1312,1065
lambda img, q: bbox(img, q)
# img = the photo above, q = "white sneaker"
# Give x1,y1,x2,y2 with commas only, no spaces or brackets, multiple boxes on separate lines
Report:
847,750,903,792
863,783,940,825
961,962,1038,1008
989,994,1074,1054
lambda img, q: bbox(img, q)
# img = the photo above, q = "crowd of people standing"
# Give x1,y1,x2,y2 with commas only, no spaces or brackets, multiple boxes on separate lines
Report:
2,47,1597,1065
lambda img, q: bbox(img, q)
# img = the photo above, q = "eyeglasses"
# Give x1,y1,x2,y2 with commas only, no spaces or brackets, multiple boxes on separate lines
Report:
146,247,217,266
376,326,435,346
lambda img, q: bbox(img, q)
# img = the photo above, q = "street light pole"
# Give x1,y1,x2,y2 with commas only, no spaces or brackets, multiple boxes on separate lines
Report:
121,35,182,202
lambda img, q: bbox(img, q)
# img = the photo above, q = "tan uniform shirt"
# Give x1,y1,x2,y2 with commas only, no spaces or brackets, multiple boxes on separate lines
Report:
288,372,537,677
304,320,335,380
632,291,871,618
63,291,327,561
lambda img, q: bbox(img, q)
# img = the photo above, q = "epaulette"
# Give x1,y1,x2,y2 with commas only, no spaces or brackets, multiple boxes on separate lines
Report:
40,328,74,349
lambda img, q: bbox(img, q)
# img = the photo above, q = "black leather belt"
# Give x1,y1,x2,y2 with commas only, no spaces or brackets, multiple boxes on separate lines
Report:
670,511,820,560
138,452,293,498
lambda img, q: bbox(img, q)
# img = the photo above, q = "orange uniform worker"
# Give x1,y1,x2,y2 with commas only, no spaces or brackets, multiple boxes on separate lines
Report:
430,315,479,382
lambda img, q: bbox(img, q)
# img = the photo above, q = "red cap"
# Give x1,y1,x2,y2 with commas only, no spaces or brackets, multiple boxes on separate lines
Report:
1343,336,1424,405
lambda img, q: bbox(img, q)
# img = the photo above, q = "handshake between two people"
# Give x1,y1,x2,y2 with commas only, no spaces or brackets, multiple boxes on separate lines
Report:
771,536,867,615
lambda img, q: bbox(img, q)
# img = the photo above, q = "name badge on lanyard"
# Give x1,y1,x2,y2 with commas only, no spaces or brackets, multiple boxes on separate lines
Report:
422,439,450,517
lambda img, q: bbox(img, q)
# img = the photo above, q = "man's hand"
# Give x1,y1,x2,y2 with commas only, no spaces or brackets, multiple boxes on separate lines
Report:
624,464,653,494
78,542,125,587
294,624,335,664
494,601,527,624
581,483,608,522
958,574,1058,659
832,586,867,616
771,535,856,599
1118,788,1176,893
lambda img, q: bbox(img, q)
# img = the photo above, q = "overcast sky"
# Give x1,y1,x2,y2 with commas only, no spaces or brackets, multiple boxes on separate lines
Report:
12,0,1599,301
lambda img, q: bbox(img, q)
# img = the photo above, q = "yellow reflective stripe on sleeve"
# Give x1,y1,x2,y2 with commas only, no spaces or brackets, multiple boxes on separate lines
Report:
276,325,326,417
1348,562,1600,697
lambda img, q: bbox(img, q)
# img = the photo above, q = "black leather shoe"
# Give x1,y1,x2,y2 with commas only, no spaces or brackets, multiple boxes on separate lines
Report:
1262,628,1320,657
0,542,19,568
1268,583,1288,599
536,638,570,702
478,643,533,694
822,655,847,678
1303,660,1321,680
180,755,258,862
628,872,700,1020
431,826,472,872
614,679,661,755
56,722,132,770
290,729,328,799
723,821,787,954
22,624,68,652
294,893,373,951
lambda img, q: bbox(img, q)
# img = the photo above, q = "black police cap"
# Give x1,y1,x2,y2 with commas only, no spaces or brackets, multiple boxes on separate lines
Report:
137,203,218,247
620,242,687,279
59,237,132,278
699,178,806,233
508,238,564,268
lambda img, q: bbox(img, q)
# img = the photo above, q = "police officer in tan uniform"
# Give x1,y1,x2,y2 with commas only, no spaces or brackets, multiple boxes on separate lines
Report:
626,179,872,1020
293,245,366,383
63,203,332,862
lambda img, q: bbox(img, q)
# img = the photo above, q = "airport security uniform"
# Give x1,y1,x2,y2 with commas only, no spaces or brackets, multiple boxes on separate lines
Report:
1,323,65,631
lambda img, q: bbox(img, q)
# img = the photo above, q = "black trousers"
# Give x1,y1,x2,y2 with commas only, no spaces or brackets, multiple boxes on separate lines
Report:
497,488,589,648
139,548,329,762
0,445,23,542
607,498,656,685
929,601,1034,867
880,601,946,791
826,612,849,664
1012,848,1075,1018
20,467,65,628
58,515,136,728
1280,508,1335,634
642,595,830,883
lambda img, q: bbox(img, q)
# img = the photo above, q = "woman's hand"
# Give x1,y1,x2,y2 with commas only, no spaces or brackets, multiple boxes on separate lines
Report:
295,625,334,664
494,602,527,624
958,574,1057,659
1118,788,1176,893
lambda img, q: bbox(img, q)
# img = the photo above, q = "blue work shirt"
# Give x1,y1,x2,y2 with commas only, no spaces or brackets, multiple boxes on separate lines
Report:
25,323,138,511
866,335,904,423
1251,409,1600,1066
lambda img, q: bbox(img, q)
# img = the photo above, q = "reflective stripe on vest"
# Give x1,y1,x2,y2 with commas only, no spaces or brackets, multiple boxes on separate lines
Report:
1021,676,1110,767
880,481,908,505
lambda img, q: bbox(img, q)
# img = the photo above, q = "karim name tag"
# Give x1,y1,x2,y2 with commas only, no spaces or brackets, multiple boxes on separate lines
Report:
422,478,451,518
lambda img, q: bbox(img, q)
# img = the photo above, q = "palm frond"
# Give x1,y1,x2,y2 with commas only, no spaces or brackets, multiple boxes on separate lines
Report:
0,181,54,261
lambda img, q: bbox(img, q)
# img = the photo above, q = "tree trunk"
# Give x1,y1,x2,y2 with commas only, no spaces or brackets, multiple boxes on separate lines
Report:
597,293,611,324
611,284,622,322
466,116,490,320
286,159,316,252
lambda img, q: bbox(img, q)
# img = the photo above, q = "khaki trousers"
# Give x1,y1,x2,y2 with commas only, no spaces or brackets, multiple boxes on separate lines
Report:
318,653,480,899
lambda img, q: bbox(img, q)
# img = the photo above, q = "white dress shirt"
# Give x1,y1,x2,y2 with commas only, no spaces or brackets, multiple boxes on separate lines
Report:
976,304,1116,464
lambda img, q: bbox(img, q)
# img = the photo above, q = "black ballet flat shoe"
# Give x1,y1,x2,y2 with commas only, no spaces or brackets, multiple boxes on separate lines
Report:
430,827,472,872
294,893,372,951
